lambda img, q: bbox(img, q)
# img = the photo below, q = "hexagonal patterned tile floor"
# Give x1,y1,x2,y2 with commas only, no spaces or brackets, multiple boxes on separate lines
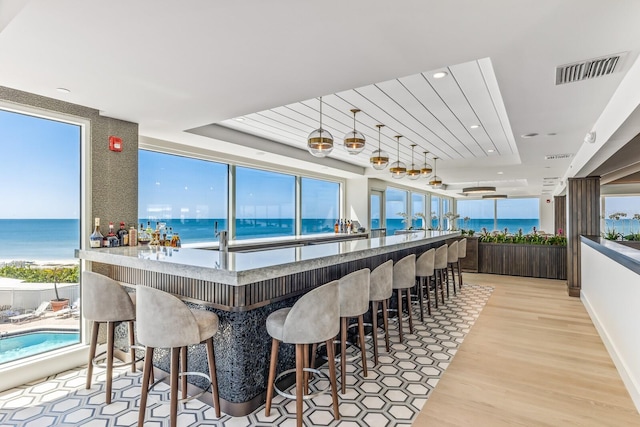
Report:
0,283,492,427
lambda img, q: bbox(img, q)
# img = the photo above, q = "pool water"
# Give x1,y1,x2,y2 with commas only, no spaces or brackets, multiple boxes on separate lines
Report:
0,331,80,364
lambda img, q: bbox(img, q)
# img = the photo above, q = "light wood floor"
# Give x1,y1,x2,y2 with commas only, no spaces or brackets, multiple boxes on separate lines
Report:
413,273,640,427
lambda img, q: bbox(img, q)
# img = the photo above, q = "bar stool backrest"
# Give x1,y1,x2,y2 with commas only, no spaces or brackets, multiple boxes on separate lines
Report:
339,268,370,318
370,260,393,301
434,244,448,269
82,271,135,322
283,280,340,345
393,254,416,290
448,240,459,263
136,286,201,349
416,248,435,277
458,238,467,258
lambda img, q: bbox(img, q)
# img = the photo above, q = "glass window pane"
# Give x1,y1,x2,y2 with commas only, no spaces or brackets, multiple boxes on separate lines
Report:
442,198,451,229
0,108,81,360
301,177,339,235
139,150,228,244
370,193,381,230
603,195,640,238
411,193,425,229
457,199,495,232
236,166,295,239
496,198,539,234
386,187,408,234
431,196,440,230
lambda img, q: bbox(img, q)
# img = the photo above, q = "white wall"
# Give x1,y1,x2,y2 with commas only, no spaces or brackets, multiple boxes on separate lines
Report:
345,177,369,228
581,243,640,412
539,196,554,233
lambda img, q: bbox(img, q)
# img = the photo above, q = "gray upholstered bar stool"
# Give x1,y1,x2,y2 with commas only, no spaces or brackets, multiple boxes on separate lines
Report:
83,271,138,405
265,280,340,427
433,244,448,306
447,240,459,297
457,238,467,291
415,248,435,321
136,286,221,427
337,268,370,394
369,260,393,366
392,254,416,343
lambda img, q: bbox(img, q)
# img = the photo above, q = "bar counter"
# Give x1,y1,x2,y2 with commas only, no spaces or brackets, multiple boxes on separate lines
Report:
76,230,458,415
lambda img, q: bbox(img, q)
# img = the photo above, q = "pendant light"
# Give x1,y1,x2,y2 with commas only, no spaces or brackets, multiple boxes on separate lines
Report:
420,151,433,178
429,157,443,187
307,96,334,157
343,108,366,154
389,135,407,179
407,144,421,180
370,124,389,169
462,184,497,195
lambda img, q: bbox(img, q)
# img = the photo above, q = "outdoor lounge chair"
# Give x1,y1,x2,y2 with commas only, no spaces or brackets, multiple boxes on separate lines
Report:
9,301,50,323
56,299,79,318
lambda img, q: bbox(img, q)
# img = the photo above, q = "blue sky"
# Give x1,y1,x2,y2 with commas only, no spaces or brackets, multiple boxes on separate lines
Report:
0,109,80,219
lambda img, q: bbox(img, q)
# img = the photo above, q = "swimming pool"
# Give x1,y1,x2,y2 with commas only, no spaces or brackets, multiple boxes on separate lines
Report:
0,331,80,364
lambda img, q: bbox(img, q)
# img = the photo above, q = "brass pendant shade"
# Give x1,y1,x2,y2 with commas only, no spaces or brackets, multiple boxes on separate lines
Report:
389,135,407,179
429,157,442,187
407,144,421,180
420,151,433,177
307,96,334,157
343,109,366,154
462,186,496,194
370,124,389,169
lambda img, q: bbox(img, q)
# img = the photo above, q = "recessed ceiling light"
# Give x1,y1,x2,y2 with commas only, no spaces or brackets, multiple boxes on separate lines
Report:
497,171,504,175
433,71,448,79
487,149,495,153
470,124,480,129
521,133,539,138
234,117,245,122
56,87,70,93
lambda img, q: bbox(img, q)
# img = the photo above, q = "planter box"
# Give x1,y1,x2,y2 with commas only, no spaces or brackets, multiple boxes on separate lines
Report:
478,242,567,280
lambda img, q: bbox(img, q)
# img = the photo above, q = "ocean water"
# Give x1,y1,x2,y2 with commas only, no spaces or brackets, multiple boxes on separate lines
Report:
0,217,547,262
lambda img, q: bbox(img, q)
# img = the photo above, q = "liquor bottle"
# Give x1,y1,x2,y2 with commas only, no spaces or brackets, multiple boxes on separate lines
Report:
117,221,129,246
129,225,138,246
166,227,174,246
146,221,153,235
334,220,339,233
90,218,103,248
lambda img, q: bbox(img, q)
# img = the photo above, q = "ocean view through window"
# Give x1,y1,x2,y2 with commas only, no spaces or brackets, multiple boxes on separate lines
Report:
457,198,540,233
0,108,81,362
301,177,340,235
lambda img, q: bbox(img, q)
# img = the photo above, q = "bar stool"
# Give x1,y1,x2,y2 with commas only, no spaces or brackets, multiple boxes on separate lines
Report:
83,271,138,405
393,254,416,343
369,260,393,366
265,280,340,427
415,248,435,321
447,240,459,296
337,268,370,394
137,286,221,427
433,244,448,306
457,238,467,290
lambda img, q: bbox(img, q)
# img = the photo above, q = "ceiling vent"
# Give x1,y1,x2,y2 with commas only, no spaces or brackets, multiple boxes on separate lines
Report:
545,153,574,160
555,52,626,85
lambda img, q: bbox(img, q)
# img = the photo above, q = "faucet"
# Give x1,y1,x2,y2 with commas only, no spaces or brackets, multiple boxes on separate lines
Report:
214,221,228,253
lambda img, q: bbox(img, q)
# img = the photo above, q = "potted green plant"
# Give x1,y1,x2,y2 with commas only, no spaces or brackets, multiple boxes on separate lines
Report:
50,268,69,312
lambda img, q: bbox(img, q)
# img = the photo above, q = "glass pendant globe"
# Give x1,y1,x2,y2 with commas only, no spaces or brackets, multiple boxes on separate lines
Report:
420,164,433,178
407,165,421,180
389,161,407,179
307,128,334,157
343,129,366,154
370,149,389,170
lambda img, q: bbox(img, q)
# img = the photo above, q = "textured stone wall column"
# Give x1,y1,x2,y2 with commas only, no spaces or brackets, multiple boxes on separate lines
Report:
566,177,600,297
554,195,566,235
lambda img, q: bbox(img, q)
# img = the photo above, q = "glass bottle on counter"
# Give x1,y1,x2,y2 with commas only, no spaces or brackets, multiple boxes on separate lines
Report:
129,225,138,246
166,227,174,246
90,217,103,248
117,221,129,246
139,223,151,245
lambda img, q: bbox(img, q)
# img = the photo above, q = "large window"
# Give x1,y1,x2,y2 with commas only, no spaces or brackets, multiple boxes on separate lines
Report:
301,177,340,234
457,198,539,233
235,166,295,239
386,187,408,235
602,195,640,238
0,108,81,361
431,195,440,230
138,150,228,244
411,193,426,229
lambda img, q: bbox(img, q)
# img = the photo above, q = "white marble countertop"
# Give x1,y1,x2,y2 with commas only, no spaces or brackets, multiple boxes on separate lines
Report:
76,230,458,286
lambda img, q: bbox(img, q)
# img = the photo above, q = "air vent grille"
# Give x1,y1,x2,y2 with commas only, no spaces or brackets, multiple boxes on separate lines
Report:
556,53,626,85
545,153,573,160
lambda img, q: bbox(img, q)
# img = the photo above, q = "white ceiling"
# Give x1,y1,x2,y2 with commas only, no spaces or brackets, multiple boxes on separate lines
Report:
2,0,640,198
